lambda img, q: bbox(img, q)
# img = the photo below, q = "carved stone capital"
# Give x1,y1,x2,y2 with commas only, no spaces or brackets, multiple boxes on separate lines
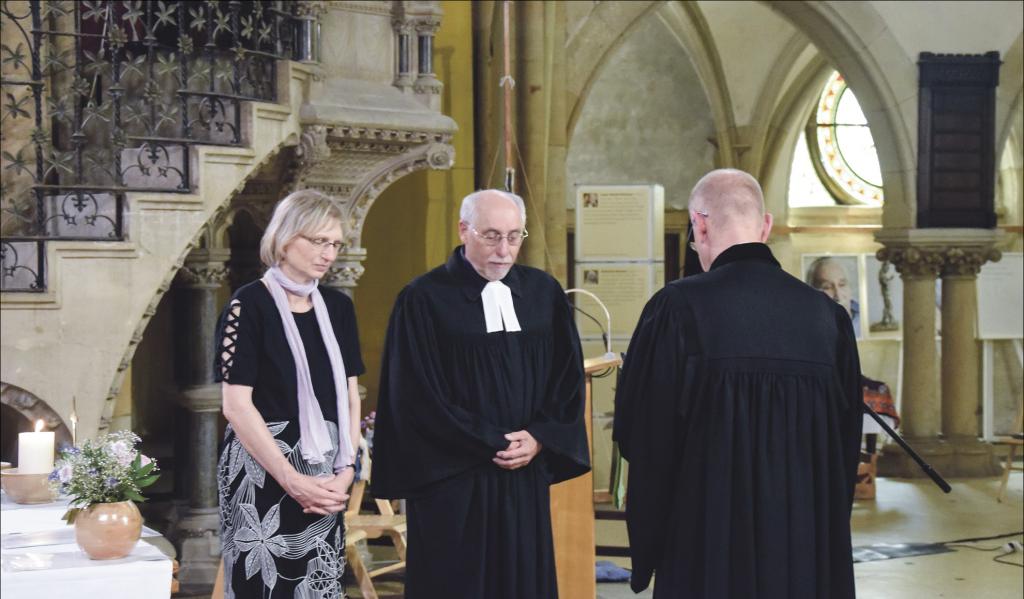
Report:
179,248,231,289
178,265,229,288
413,17,441,35
874,228,1003,281
939,246,1001,278
876,247,945,279
320,249,368,293
322,263,366,289
393,20,414,35
294,1,328,18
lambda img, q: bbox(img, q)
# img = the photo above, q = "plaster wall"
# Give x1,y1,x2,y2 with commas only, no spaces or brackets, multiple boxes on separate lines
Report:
566,12,716,211
869,1,1022,58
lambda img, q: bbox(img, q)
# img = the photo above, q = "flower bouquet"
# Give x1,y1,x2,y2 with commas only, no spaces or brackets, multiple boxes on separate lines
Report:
49,431,160,559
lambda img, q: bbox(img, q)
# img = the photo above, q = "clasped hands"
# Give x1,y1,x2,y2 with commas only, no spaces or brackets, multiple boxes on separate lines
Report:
281,466,355,516
493,430,543,470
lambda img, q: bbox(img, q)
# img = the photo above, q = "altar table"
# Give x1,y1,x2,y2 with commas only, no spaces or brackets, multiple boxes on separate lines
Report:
0,492,172,599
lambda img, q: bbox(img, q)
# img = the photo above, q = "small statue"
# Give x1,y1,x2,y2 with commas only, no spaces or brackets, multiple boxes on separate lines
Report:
870,260,899,332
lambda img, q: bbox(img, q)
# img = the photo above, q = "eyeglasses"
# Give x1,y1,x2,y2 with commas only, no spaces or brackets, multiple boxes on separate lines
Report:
301,235,344,252
687,210,709,251
470,227,529,247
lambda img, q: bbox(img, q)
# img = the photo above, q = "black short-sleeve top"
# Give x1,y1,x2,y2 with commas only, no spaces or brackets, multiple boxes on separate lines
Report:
214,280,365,423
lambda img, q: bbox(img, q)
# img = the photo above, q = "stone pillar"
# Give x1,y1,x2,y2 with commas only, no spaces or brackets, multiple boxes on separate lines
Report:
411,8,443,110
938,236,1002,476
292,1,324,63
876,229,1002,478
879,245,943,439
174,248,230,585
322,247,367,299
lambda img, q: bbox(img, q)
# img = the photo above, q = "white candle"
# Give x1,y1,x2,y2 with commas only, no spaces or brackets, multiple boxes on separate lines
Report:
18,420,55,474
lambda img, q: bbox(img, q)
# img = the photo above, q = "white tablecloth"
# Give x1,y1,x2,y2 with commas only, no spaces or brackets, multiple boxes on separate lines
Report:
0,493,172,599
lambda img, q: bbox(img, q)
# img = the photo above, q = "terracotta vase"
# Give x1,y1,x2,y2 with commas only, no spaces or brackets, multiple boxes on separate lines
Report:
74,501,143,560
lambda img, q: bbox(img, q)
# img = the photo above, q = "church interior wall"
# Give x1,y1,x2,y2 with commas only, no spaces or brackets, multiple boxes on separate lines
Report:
2,0,1023,548
355,0,476,412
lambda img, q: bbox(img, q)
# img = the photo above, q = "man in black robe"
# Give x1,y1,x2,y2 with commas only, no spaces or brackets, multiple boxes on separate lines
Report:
613,169,862,599
372,189,590,598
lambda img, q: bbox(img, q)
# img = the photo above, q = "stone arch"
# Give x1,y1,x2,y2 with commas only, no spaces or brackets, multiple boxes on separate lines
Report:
744,32,817,180
764,1,917,227
97,140,292,431
567,1,659,142
347,142,456,250
568,1,738,167
1,382,74,463
757,52,833,218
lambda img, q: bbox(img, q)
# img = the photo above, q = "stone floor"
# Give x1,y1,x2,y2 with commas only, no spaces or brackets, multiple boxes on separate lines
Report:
594,469,1024,599
345,469,1023,599
179,468,1023,598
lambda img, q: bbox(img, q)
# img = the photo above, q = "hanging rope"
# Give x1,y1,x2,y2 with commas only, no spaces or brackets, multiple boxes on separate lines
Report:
500,0,515,193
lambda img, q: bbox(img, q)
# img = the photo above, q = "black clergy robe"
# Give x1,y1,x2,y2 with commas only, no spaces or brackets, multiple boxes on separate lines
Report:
613,243,862,599
372,247,590,599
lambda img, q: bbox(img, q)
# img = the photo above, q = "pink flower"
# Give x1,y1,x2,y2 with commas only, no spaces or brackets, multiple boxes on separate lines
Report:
140,454,153,467
108,440,135,467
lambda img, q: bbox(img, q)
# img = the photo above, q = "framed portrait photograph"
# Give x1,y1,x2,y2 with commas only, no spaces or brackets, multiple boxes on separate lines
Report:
801,254,863,339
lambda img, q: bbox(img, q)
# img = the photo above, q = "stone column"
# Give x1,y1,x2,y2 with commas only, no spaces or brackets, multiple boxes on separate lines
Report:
938,236,1002,476
877,239,944,440
174,248,230,585
876,231,948,478
876,229,1002,478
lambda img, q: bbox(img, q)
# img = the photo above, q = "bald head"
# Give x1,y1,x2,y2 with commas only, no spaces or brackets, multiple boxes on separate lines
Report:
688,169,773,271
689,169,765,229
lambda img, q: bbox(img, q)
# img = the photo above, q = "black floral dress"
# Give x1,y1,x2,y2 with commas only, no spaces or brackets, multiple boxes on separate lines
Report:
214,281,364,599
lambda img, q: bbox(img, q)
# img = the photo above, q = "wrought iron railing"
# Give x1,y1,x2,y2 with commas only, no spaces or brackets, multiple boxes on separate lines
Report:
1,0,306,291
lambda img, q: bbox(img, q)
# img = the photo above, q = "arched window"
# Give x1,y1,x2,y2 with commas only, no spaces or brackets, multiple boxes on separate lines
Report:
788,71,884,207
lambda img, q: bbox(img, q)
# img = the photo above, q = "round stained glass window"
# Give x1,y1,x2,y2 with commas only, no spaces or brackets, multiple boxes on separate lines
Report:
811,72,884,205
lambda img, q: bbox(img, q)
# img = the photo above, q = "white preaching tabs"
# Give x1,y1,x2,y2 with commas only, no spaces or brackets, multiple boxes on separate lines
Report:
481,281,522,333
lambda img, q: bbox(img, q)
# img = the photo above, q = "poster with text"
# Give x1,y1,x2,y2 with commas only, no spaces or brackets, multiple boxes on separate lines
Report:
575,185,664,261
573,262,657,339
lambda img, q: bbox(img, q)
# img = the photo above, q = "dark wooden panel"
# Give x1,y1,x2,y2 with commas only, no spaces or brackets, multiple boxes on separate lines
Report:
933,152,982,170
916,52,999,229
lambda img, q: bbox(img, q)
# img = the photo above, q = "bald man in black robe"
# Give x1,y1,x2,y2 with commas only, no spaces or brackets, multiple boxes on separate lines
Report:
614,169,862,599
372,189,590,598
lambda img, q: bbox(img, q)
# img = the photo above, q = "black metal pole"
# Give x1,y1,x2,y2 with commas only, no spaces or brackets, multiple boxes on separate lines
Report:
862,404,952,494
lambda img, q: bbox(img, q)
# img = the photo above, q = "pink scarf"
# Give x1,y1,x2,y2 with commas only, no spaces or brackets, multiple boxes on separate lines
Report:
262,266,353,471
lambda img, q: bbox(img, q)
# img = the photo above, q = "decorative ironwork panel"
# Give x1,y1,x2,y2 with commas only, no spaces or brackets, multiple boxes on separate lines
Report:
1,240,45,291
1,0,303,291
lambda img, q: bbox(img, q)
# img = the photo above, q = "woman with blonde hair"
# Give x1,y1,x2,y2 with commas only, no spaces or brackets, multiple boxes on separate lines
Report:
214,189,364,598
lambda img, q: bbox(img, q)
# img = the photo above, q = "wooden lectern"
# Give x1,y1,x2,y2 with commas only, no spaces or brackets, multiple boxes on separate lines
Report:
550,353,623,599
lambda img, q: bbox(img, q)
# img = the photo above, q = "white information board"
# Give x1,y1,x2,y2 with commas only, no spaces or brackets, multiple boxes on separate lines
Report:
575,185,664,262
977,252,1023,339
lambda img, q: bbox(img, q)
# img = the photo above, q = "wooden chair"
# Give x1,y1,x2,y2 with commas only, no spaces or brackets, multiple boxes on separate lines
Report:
995,436,1023,502
994,398,1024,502
344,473,408,599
